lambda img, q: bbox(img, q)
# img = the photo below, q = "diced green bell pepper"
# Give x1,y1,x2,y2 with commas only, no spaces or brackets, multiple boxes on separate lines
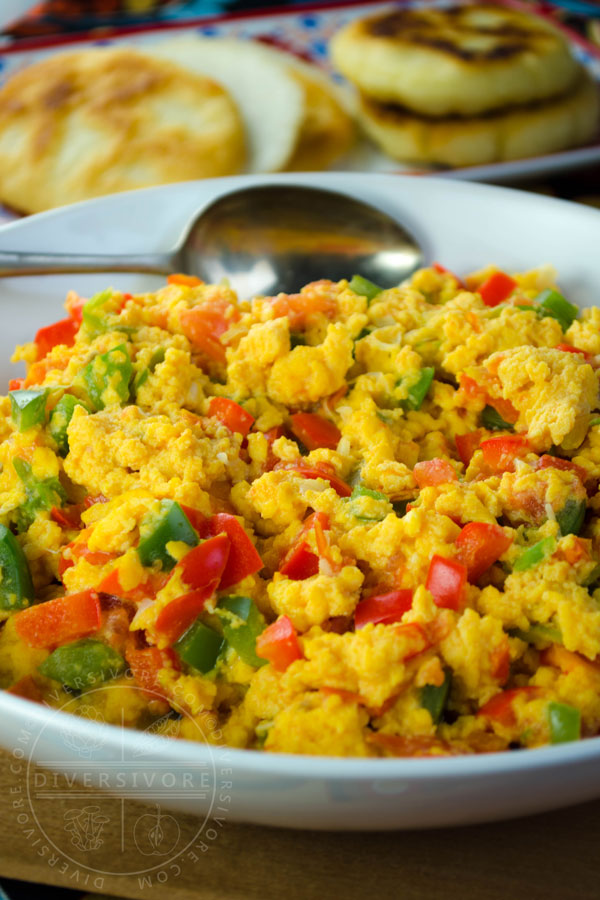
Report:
420,669,452,725
217,595,266,668
0,524,34,610
49,394,90,456
83,343,133,411
175,620,225,674
39,638,125,690
556,498,586,537
349,484,389,522
9,389,48,431
582,563,600,587
510,623,562,647
399,367,435,411
537,289,578,332
348,274,383,304
547,701,581,744
513,537,556,572
82,289,115,337
137,500,198,571
481,405,514,432
13,457,67,532
589,417,600,428
133,347,166,396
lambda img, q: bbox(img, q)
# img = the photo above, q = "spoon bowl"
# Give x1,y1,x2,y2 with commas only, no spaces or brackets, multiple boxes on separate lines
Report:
0,184,423,296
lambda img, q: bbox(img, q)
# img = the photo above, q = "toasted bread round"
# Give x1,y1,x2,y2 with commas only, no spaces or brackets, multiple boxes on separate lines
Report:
0,47,245,214
357,71,599,168
330,4,581,117
152,37,305,173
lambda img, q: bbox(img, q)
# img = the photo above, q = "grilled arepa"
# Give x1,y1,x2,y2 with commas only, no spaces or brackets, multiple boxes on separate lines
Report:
0,47,246,214
330,4,581,117
358,70,600,167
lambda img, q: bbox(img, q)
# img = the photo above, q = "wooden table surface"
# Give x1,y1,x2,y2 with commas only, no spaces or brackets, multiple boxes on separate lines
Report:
0,746,599,900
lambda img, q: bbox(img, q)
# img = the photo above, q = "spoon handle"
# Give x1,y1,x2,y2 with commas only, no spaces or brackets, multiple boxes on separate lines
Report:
0,251,177,277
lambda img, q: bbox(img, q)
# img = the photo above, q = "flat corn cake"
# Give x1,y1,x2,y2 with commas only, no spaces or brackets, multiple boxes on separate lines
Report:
0,47,246,214
2,265,600,757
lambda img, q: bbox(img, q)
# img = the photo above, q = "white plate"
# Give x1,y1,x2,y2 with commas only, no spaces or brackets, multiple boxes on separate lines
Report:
1,172,600,832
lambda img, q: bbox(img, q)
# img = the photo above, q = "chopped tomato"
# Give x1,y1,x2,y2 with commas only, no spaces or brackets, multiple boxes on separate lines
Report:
14,590,101,649
455,522,512,582
458,374,487,402
208,396,255,437
269,280,337,329
50,504,84,530
23,356,68,388
274,461,352,497
65,292,85,324
8,378,24,392
290,412,341,451
559,536,590,566
125,643,178,698
480,434,529,473
208,514,263,589
58,540,116,579
167,274,203,287
34,317,78,360
354,589,414,629
255,615,302,671
426,555,467,611
279,512,329,580
455,429,484,467
536,454,587,484
490,640,510,684
413,458,457,488
555,343,591,360
478,686,543,727
477,272,518,307
179,299,235,364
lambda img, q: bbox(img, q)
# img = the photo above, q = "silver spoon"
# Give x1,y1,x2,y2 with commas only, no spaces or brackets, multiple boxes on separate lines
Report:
0,184,424,297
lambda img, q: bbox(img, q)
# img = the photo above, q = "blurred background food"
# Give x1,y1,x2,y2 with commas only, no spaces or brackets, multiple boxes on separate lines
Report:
0,0,598,213
330,3,600,166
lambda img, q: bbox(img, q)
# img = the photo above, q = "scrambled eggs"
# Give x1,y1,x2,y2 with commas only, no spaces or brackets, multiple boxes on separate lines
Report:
2,263,600,757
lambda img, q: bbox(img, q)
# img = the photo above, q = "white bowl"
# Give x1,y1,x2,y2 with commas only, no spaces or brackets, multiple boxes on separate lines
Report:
1,172,600,831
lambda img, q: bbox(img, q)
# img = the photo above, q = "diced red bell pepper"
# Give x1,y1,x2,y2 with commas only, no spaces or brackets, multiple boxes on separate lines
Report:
478,686,543,727
536,454,587,484
413,458,457,488
490,641,511,684
255,615,302,671
263,425,285,471
125,643,178,698
432,262,466,289
8,378,24,392
354,589,414,629
51,504,84,530
15,590,101,649
208,397,255,437
459,374,487,402
455,521,512,582
455,430,484,467
154,583,220,646
279,511,329,580
167,274,203,287
274,461,352,497
179,504,208,535
65,292,85,324
426,554,467,611
555,343,591,360
97,568,169,604
8,674,43,703
34,318,78,361
290,412,341,451
477,272,518,307
177,533,231,591
208,514,263,589
58,540,116,579
480,434,529,473
540,644,600,677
